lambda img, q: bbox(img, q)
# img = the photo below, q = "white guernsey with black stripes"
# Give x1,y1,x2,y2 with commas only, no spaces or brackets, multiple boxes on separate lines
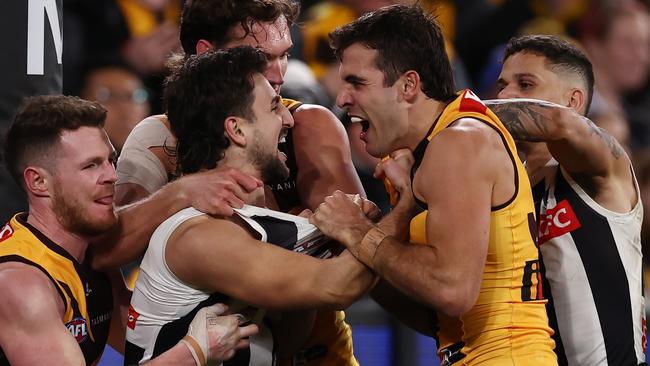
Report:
124,205,334,365
532,160,645,366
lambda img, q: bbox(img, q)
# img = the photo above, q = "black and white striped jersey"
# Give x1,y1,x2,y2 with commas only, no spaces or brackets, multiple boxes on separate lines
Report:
124,205,334,365
532,161,645,366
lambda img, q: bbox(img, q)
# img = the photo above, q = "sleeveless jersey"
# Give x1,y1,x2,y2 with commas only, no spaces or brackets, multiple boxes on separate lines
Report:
533,161,645,365
274,98,358,366
408,90,556,365
0,214,113,366
125,205,335,365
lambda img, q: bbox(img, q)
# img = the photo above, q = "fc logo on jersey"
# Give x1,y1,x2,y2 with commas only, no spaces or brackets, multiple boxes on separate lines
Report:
0,223,14,242
538,199,582,244
127,304,140,330
66,317,88,343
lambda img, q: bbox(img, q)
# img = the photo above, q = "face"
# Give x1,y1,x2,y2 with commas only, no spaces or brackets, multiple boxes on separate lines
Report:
222,16,293,93
599,11,650,93
336,43,407,158
48,127,118,236
497,52,575,107
245,74,295,184
82,67,150,152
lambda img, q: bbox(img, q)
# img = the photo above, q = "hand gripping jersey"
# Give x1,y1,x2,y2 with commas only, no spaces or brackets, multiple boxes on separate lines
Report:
408,90,556,365
533,161,645,366
0,214,113,366
124,205,335,365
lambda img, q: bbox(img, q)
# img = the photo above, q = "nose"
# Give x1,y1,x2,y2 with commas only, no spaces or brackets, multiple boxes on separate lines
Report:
497,85,519,99
265,59,284,89
280,104,295,129
103,161,118,185
336,86,353,109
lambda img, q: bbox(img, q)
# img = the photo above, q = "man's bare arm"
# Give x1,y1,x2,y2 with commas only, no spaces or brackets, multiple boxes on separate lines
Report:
91,168,261,270
486,98,628,177
292,104,366,210
311,125,500,317
167,217,374,311
0,264,88,365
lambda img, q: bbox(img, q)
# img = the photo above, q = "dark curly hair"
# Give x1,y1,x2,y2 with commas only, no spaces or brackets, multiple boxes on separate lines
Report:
503,35,594,114
329,4,456,102
164,46,268,175
3,95,106,190
180,0,299,54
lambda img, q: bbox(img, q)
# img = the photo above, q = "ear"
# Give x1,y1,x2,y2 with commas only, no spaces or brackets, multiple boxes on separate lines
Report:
400,70,421,102
196,39,214,55
23,166,51,198
567,88,586,114
224,116,247,147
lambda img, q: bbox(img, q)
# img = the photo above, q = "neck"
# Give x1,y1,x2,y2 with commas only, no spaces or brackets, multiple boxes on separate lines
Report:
520,143,552,174
404,97,448,150
216,157,266,207
26,203,88,263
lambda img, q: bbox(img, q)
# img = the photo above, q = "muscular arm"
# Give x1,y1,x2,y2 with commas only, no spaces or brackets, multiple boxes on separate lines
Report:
292,104,365,210
486,99,629,176
486,98,636,210
0,264,86,366
91,168,261,271
311,124,502,317
167,217,374,311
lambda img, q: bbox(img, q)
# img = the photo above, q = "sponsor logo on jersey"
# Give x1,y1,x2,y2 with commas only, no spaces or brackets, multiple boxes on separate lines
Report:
127,304,139,330
538,199,582,244
0,223,14,242
458,89,487,114
66,317,89,343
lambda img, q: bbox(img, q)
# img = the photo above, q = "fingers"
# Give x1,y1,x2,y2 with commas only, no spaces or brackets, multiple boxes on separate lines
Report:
298,209,313,218
238,323,259,339
204,303,228,317
226,169,263,192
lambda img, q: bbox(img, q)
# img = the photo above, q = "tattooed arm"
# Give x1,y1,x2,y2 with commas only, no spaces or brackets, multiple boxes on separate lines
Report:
485,98,627,179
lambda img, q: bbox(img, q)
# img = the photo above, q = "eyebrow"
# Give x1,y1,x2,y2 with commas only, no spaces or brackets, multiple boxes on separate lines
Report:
344,74,367,85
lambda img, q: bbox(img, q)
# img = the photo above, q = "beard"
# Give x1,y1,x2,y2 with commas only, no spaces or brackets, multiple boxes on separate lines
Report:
51,182,117,237
248,133,290,185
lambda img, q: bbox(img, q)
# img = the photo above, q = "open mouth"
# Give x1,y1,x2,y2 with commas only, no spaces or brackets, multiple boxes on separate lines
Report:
278,129,288,144
350,116,370,133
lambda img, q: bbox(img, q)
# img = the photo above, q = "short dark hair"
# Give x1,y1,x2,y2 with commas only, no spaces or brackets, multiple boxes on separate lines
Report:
3,95,107,190
164,46,268,175
180,0,300,54
329,4,456,101
503,34,595,114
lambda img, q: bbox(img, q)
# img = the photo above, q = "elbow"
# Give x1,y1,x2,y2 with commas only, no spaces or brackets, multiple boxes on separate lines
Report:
431,285,479,318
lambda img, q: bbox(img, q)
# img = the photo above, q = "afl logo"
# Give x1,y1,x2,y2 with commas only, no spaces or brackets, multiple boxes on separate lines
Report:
0,223,14,242
66,317,89,343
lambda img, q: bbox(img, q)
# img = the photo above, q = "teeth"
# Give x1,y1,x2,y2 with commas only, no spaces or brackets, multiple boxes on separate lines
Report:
279,136,286,143
350,117,363,123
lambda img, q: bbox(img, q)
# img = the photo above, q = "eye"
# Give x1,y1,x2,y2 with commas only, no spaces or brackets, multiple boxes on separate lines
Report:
519,80,534,90
83,163,98,170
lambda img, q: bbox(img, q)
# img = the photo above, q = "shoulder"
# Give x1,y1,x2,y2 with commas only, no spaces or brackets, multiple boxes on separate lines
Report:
124,114,173,146
292,104,347,139
0,262,64,321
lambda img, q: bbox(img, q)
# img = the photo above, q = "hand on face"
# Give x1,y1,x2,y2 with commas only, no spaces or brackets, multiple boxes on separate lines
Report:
178,168,263,216
309,190,375,248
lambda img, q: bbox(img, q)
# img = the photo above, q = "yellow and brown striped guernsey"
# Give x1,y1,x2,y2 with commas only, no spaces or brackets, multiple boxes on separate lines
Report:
277,98,358,366
0,214,113,366
409,90,556,365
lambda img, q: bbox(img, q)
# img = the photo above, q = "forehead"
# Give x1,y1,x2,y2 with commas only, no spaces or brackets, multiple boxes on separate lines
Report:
340,43,383,79
501,52,550,76
225,16,292,55
251,73,276,105
57,126,112,161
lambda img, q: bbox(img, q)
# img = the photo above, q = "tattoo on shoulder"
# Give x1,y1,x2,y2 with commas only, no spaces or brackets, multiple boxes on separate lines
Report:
584,118,624,159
